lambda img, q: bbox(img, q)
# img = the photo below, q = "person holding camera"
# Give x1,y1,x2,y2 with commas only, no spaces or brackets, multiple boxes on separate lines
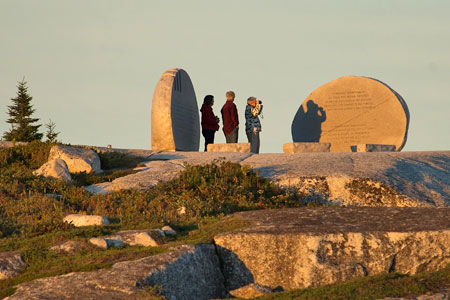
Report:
200,95,220,151
245,97,263,154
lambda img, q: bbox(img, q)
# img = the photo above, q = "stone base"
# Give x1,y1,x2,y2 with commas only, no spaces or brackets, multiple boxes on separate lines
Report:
283,142,331,153
207,143,251,153
351,144,397,152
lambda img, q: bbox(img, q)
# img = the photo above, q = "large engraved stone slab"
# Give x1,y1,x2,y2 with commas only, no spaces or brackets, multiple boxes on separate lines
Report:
291,76,409,152
151,69,200,151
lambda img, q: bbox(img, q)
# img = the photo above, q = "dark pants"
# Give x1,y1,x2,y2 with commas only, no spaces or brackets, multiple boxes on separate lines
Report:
202,130,216,151
225,127,239,143
246,131,260,154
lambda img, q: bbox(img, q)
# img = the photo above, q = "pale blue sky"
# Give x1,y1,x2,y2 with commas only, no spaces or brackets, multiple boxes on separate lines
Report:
1,1,449,152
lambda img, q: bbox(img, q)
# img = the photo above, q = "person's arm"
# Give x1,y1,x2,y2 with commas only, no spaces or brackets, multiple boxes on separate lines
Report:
232,104,239,127
251,103,262,116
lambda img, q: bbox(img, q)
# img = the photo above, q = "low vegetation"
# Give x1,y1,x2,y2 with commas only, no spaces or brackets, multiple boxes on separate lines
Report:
2,142,448,299
0,141,301,297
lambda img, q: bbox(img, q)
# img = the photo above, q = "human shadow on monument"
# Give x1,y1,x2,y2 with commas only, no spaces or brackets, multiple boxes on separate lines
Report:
291,100,327,142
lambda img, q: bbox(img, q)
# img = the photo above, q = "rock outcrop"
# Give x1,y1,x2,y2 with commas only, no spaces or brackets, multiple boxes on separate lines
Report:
33,158,72,182
242,151,450,206
49,145,101,174
85,160,185,194
214,207,450,291
84,151,450,207
5,245,226,300
63,214,110,227
0,252,25,280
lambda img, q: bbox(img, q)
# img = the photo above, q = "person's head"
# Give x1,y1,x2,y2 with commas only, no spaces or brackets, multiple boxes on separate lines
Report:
306,99,318,111
226,91,235,101
203,95,214,106
247,96,257,107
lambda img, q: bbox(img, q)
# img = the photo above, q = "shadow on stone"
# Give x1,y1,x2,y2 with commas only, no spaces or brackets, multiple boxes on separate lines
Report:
384,156,450,206
214,244,255,291
140,244,228,300
292,100,326,143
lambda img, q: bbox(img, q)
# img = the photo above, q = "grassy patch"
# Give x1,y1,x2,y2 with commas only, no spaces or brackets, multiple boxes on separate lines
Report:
0,142,302,296
244,265,450,300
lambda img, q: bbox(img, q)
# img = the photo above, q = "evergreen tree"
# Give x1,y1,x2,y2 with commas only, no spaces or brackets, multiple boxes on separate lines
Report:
3,79,42,142
45,119,59,143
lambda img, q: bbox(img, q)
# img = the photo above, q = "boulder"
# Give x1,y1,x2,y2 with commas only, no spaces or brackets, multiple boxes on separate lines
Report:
104,230,158,247
5,245,226,300
49,241,83,253
0,252,25,280
49,145,101,174
214,207,450,291
33,158,72,182
63,214,110,227
89,237,124,250
153,229,166,237
161,226,176,236
229,283,272,298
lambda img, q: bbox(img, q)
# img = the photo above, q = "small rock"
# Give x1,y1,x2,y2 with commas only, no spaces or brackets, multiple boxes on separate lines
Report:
63,214,110,227
161,226,176,236
229,283,272,299
49,145,102,174
177,206,186,216
49,240,82,253
33,158,72,182
89,238,124,250
152,229,166,237
0,252,25,280
104,230,158,247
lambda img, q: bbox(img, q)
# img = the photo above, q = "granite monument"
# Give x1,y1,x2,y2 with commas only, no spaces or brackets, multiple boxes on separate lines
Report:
151,69,200,151
291,76,409,152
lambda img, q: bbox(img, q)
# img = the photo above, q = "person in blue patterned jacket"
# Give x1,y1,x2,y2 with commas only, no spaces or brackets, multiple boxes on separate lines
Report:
245,97,263,154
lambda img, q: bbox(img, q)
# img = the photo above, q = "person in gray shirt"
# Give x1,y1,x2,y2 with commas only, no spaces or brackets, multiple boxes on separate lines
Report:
245,97,263,154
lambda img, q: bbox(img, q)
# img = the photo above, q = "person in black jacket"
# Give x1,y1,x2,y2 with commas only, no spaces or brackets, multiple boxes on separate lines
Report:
200,95,220,151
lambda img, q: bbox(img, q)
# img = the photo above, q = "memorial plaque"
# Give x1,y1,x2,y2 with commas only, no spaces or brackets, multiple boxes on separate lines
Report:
291,76,409,152
151,69,200,151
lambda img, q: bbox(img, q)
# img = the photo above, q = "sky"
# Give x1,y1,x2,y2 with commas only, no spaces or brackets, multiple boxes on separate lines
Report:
1,1,449,153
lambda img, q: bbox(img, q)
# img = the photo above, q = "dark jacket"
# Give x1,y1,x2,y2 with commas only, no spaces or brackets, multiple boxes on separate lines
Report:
200,104,219,131
221,101,239,136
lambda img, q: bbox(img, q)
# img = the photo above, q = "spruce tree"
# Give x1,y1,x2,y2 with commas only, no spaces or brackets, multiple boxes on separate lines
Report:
45,119,59,143
3,79,42,142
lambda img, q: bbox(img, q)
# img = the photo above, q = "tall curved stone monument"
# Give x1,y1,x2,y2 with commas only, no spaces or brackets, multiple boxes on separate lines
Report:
151,69,200,151
291,76,410,152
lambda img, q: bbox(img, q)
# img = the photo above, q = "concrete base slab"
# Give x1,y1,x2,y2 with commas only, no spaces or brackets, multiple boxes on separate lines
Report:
351,144,397,152
283,142,331,153
207,143,251,153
